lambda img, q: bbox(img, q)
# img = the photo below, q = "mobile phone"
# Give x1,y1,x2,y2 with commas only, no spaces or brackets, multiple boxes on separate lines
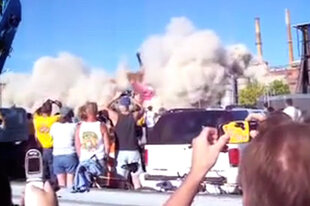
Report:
218,121,258,144
25,149,44,188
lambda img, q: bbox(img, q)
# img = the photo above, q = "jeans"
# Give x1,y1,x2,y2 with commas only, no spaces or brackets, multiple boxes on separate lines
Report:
43,148,56,181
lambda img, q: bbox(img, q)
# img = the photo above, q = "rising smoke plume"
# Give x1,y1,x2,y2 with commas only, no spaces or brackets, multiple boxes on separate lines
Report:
140,17,255,108
2,17,264,111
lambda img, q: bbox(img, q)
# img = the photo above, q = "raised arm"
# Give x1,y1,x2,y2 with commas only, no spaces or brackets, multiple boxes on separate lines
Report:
131,97,144,121
52,100,62,108
164,128,229,206
131,97,142,111
103,93,121,126
107,92,122,110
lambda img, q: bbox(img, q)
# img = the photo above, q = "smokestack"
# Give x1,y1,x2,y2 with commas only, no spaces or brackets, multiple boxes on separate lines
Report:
285,9,294,66
255,17,263,61
136,52,143,67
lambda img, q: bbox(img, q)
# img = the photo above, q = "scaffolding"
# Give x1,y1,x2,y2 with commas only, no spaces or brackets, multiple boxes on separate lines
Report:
295,23,310,93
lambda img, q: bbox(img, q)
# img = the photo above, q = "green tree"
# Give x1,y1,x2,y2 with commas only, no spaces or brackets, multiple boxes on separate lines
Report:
239,81,265,105
267,80,290,96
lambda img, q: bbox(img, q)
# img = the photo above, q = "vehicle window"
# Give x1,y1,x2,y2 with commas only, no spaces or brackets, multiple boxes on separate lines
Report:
148,110,249,144
230,110,249,120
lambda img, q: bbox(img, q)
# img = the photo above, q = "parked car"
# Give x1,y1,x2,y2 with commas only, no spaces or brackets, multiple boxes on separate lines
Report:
0,107,30,179
139,108,263,194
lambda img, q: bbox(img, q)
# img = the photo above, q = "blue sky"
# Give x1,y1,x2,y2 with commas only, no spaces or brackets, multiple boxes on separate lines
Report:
4,0,310,73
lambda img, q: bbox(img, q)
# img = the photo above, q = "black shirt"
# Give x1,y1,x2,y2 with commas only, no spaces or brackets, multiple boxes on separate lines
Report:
115,113,138,150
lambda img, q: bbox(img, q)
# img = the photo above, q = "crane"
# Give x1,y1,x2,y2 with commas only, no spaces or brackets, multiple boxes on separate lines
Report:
0,0,25,179
0,0,21,73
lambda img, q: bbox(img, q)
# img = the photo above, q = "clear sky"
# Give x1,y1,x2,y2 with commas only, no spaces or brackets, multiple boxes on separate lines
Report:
4,0,310,73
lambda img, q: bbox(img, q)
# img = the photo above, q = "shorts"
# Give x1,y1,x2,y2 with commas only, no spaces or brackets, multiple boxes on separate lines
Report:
53,154,78,175
116,150,143,178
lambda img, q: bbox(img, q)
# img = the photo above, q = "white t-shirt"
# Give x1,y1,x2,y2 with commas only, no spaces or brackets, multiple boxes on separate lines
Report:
50,122,77,156
78,121,105,161
145,111,155,128
283,106,301,121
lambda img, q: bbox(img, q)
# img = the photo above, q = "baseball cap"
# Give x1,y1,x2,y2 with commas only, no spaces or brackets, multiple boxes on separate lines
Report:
119,96,131,107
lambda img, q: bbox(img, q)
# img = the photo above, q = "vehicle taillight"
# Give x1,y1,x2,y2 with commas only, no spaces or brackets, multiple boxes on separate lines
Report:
144,149,148,167
228,148,240,167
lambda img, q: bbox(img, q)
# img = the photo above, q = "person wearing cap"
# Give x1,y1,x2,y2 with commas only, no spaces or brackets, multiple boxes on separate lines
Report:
49,106,78,188
106,92,144,189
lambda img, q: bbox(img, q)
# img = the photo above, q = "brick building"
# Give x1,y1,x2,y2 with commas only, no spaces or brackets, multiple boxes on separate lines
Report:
268,62,300,93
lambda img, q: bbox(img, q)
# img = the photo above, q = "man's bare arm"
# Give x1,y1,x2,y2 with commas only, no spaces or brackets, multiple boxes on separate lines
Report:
164,128,229,206
130,97,144,121
107,92,122,110
131,97,142,112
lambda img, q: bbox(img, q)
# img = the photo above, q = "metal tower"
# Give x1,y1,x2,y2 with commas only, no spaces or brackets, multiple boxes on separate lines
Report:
295,23,310,93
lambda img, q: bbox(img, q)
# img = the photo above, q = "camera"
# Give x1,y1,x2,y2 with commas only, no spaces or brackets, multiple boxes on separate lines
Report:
218,120,258,144
25,149,44,188
120,90,133,97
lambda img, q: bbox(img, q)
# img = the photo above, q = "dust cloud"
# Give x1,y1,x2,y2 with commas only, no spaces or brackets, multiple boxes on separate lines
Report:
1,17,264,111
140,17,256,108
1,53,119,112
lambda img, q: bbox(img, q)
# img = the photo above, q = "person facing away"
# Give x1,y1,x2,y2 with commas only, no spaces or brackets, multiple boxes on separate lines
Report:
283,98,301,121
33,99,61,181
107,94,144,189
145,105,156,128
49,107,78,188
75,102,110,167
165,121,310,206
144,105,156,141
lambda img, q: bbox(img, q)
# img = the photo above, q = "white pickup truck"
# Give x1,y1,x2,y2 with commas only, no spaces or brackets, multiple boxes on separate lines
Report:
139,108,263,194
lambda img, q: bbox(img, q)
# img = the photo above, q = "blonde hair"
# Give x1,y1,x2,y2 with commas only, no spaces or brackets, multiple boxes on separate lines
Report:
78,105,87,120
85,102,98,116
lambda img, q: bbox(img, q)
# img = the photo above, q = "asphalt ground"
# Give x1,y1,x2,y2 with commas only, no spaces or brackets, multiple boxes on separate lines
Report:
11,182,242,206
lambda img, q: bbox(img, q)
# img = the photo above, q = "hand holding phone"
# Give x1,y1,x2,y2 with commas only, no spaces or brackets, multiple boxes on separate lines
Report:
24,181,58,206
218,121,258,144
25,149,44,189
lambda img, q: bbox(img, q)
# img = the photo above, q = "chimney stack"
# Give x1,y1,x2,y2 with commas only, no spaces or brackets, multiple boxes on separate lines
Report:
136,52,143,67
285,9,294,66
255,17,263,61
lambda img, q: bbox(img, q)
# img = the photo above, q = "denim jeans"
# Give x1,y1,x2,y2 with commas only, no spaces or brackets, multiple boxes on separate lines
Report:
43,148,56,181
53,154,78,175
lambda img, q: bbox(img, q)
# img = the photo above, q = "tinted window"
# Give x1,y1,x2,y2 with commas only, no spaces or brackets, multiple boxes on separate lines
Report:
0,108,29,142
230,110,249,120
148,110,249,144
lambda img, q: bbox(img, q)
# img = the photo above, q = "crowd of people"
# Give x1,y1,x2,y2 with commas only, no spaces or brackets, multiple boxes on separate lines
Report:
28,91,157,192
33,97,301,192
2,95,310,206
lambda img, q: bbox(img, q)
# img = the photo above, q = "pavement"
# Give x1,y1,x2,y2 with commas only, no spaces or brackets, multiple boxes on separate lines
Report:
11,182,242,206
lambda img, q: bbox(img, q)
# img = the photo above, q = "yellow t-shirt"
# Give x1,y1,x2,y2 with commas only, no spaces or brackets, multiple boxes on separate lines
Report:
33,114,60,148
